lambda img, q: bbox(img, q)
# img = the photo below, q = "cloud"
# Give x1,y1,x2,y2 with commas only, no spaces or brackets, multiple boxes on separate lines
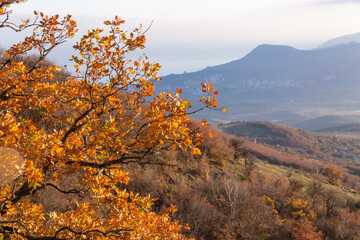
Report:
322,0,360,3
302,0,360,8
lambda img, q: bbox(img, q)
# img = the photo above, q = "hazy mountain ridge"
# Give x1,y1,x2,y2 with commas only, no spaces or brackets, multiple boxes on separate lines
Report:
318,32,360,49
158,38,360,125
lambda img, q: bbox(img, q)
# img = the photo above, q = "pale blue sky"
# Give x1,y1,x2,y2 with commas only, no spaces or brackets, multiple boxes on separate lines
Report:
5,0,360,75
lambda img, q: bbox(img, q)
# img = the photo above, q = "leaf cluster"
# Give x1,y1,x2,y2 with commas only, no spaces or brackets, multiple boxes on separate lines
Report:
0,1,222,239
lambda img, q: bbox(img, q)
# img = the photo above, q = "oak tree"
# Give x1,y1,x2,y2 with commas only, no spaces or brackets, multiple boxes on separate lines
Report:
323,166,345,187
291,219,323,240
0,0,221,239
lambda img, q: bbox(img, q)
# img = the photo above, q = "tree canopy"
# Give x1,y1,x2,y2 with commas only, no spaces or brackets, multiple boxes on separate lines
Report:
0,0,221,238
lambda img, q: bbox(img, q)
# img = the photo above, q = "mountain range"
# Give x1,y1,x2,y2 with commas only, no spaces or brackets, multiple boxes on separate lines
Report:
318,32,360,49
157,33,360,129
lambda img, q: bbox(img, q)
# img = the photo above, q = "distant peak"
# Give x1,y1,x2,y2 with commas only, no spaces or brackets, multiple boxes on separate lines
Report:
318,32,360,49
252,44,299,53
242,44,301,62
255,44,296,49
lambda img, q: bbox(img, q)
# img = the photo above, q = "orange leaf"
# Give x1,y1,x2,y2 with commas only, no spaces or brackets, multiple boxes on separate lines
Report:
208,132,213,139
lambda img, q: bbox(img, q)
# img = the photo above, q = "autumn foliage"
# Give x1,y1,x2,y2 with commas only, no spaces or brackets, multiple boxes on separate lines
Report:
291,219,323,240
323,166,345,187
0,0,221,238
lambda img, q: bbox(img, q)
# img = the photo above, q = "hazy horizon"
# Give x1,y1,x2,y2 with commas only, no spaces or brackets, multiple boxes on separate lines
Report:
3,0,360,75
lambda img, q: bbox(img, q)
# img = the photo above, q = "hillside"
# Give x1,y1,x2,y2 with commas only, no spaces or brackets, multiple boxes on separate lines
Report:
124,123,360,239
287,115,360,131
218,120,360,164
218,121,315,149
317,123,360,133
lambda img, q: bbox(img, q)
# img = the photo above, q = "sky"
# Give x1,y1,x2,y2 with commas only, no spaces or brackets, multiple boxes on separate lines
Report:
3,0,360,75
